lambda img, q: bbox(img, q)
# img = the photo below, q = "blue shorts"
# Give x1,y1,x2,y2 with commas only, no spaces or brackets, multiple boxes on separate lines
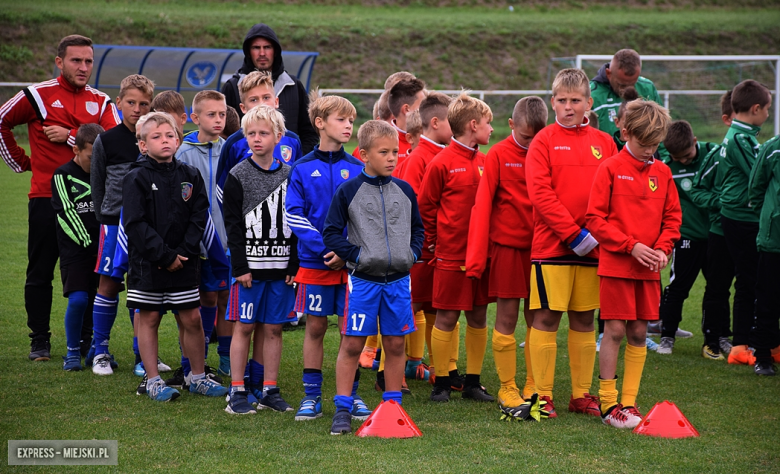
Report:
226,280,296,325
200,258,230,293
294,282,347,317
341,275,415,337
95,225,118,276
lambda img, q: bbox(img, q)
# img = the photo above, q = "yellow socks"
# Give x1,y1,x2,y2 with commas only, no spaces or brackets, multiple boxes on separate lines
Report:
598,377,618,415
364,334,379,350
378,335,385,372
424,312,436,361
621,343,647,408
522,328,536,399
568,329,597,398
449,321,460,372
406,310,426,360
492,329,517,388
465,325,488,375
431,327,453,377
529,328,557,398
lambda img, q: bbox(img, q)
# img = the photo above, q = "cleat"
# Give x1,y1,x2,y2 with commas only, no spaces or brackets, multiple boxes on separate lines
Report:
62,355,83,371
405,361,430,381
136,374,148,395
225,389,256,415
538,395,557,419
147,379,180,402
719,337,733,355
258,388,293,412
351,396,372,420
596,332,603,352
646,321,662,336
402,377,412,395
462,384,495,402
497,386,524,409
675,328,693,338
449,371,465,392
702,344,724,360
29,340,51,361
645,337,659,352
499,393,541,422
189,377,229,397
656,337,674,355
92,353,114,375
165,366,187,389
754,360,777,376
218,355,231,377
728,345,756,365
624,405,643,420
295,396,323,421
133,362,145,377
330,410,352,435
428,368,436,385
430,384,451,402
602,404,641,429
204,365,223,384
157,358,172,373
359,347,378,370
518,341,526,348
568,393,601,416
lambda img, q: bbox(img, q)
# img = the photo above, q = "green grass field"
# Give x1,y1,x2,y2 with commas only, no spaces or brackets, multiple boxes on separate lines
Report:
1,161,779,472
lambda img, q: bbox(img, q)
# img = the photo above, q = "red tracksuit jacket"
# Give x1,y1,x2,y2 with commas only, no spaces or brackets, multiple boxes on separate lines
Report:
586,147,682,280
0,75,119,198
526,119,618,260
466,135,533,279
418,139,485,262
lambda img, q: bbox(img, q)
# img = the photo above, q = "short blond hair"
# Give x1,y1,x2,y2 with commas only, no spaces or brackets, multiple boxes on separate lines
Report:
512,96,548,134
358,120,398,151
151,91,186,116
552,68,590,98
192,90,226,114
138,112,179,142
622,99,671,146
239,70,274,104
448,91,493,137
384,71,415,90
119,74,154,100
242,105,286,138
308,93,356,126
406,110,422,137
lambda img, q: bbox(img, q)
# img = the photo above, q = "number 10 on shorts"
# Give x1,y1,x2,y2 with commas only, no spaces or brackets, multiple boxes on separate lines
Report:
351,313,366,331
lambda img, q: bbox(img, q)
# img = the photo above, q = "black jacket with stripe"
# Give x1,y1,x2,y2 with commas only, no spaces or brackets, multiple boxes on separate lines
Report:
51,159,99,266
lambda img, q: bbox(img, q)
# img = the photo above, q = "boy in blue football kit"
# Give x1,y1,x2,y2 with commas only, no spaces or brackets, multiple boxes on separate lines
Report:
323,120,425,435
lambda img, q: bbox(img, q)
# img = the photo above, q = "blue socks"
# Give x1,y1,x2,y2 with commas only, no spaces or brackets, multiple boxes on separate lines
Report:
217,336,232,357
352,368,361,397
248,359,264,387
92,294,118,355
181,357,191,377
200,306,217,358
383,390,403,405
65,291,89,357
334,395,354,412
302,369,323,397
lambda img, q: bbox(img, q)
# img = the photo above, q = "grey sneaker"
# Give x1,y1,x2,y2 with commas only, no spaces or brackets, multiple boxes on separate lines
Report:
719,337,733,354
656,337,675,355
29,340,51,361
646,321,662,336
330,409,352,435
675,328,693,338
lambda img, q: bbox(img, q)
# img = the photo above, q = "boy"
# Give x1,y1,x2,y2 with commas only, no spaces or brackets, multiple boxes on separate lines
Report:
609,87,638,152
655,121,718,355
323,119,424,434
223,105,299,414
466,96,548,414
586,99,680,428
405,109,423,152
387,78,426,169
587,110,599,130
285,95,369,421
151,91,188,140
716,79,772,365
52,124,104,371
123,112,227,401
418,91,495,403
90,74,155,376
748,133,780,375
222,106,241,140
525,69,618,418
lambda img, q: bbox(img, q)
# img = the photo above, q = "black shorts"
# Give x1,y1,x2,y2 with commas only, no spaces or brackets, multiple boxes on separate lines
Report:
126,286,200,311
60,257,99,296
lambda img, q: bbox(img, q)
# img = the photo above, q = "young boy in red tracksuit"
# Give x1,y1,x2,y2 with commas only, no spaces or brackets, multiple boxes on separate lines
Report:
586,99,681,429
419,91,495,403
466,96,548,416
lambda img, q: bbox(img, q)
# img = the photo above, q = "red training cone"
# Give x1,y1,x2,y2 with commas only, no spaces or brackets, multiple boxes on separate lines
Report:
355,400,422,438
633,400,699,438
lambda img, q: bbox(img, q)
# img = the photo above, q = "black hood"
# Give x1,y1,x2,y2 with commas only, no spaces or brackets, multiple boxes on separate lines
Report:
239,23,285,81
592,62,610,85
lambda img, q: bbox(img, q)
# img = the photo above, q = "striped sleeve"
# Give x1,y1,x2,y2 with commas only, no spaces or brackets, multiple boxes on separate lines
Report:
52,173,92,247
0,90,34,173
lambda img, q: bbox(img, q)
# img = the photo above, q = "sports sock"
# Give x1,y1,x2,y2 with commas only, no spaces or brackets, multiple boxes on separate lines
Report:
373,347,381,370
449,321,460,372
352,368,360,397
465,325,487,376
375,370,385,389
133,338,142,365
406,310,426,359
262,380,277,397
383,390,403,405
333,395,353,412
620,344,647,408
181,357,191,377
568,329,597,398
491,329,517,388
190,372,205,382
529,327,557,399
92,294,119,355
231,380,244,390
431,327,453,377
217,336,232,358
598,377,619,415
302,369,323,397
65,291,89,357
148,375,162,386
364,334,379,350
200,305,217,358
522,328,536,399
249,359,264,387
424,311,436,360
378,337,386,372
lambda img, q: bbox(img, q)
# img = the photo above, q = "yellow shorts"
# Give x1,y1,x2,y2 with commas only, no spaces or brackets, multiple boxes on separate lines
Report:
529,264,600,312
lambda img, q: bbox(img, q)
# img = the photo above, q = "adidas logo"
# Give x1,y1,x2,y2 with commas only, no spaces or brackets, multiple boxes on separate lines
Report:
71,186,78,193
51,100,63,108
402,324,409,331
151,183,158,191
311,170,322,177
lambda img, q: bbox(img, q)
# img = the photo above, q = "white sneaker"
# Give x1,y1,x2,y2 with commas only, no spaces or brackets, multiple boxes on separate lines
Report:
656,337,674,355
675,328,693,338
157,358,172,373
602,404,642,429
92,353,114,376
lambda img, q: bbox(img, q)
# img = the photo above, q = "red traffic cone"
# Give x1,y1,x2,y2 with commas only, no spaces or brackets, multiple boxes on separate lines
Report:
355,400,422,438
633,400,699,438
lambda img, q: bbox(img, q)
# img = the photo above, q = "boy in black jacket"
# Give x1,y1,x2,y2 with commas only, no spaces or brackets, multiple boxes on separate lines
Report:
123,112,227,402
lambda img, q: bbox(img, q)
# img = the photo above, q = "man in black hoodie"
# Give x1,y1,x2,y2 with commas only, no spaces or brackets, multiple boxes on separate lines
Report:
222,24,318,154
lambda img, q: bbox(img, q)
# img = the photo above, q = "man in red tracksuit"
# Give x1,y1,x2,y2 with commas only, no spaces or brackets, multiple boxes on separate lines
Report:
0,35,119,361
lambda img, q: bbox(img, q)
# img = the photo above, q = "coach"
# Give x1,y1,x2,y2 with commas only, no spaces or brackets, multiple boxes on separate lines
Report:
222,23,318,154
0,35,120,361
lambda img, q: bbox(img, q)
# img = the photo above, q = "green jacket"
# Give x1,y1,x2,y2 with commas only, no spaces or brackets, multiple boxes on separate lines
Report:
690,144,725,236
665,141,717,241
716,119,762,223
748,135,780,253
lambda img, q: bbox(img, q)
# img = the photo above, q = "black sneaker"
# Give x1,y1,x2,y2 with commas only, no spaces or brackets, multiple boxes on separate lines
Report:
205,365,223,384
430,384,451,402
29,340,51,361
330,409,352,435
462,384,495,402
165,366,186,388
449,370,465,391
754,360,777,376
225,390,256,415
136,374,148,395
258,388,294,412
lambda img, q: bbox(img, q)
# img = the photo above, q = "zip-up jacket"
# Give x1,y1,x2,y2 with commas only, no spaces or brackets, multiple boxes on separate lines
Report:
466,135,533,279
1,75,120,198
749,135,780,253
285,146,365,270
526,119,618,261
717,119,762,223
323,171,424,284
122,157,208,290
51,159,99,265
590,64,663,138
664,141,717,241
418,139,485,261
91,123,139,225
586,147,682,280
690,144,725,236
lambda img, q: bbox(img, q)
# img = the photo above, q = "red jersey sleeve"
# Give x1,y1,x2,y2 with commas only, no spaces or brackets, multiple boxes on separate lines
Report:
0,91,34,173
418,159,446,250
586,161,636,254
99,101,121,131
654,173,682,255
465,148,500,279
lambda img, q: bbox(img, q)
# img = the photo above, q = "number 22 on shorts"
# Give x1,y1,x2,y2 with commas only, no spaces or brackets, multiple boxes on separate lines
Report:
308,294,322,312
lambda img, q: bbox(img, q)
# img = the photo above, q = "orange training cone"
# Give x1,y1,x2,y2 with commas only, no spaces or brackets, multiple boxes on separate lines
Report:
633,400,699,438
355,400,422,438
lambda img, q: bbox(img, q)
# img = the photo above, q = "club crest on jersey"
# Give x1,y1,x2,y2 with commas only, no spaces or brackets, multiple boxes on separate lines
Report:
649,176,658,192
181,182,193,201
341,169,349,179
478,166,484,176
85,101,99,116
591,145,603,160
280,145,292,162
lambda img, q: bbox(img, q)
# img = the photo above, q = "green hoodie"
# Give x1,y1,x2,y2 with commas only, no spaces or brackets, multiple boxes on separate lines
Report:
665,141,717,241
748,135,780,252
716,119,762,223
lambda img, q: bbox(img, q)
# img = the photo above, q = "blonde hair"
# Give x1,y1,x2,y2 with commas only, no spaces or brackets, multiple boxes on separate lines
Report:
622,99,671,146
242,105,286,138
358,120,398,151
138,112,179,142
447,91,493,137
239,70,275,104
151,90,186,116
192,90,226,114
406,110,422,137
384,71,416,90
375,90,393,121
119,74,154,100
512,96,548,134
308,93,356,126
551,68,590,98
